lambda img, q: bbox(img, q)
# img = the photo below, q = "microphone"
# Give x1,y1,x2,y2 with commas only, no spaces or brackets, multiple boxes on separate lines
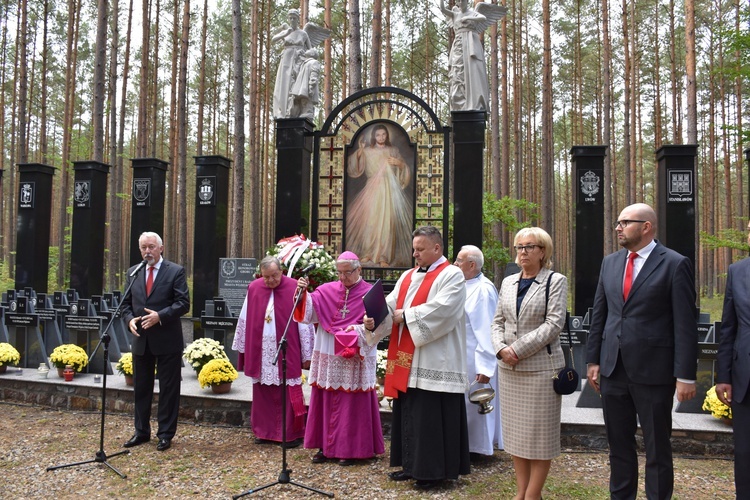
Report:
129,260,149,277
299,263,316,275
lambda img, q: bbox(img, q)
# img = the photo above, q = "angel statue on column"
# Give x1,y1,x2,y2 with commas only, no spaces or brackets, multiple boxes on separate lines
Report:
440,0,507,112
271,9,331,120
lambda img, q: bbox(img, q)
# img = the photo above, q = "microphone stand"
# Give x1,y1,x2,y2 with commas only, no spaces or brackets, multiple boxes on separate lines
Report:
234,281,333,498
47,265,144,478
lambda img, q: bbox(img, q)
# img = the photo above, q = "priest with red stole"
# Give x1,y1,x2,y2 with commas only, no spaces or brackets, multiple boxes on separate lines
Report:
363,226,470,490
232,255,314,446
293,251,385,466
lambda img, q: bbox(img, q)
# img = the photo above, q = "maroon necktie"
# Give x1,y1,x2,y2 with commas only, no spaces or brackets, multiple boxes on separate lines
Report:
623,253,637,300
146,266,155,296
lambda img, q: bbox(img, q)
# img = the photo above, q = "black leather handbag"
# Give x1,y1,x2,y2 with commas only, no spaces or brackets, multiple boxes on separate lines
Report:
544,272,580,395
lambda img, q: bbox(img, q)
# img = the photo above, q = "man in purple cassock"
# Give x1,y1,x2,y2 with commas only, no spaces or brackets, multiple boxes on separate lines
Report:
232,255,314,446
294,251,385,466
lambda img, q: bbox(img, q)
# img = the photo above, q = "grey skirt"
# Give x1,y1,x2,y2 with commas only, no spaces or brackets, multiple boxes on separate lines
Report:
498,367,562,460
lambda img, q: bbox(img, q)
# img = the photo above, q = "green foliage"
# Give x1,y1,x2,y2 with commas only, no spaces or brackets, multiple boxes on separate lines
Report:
0,260,14,291
481,194,539,282
700,229,749,253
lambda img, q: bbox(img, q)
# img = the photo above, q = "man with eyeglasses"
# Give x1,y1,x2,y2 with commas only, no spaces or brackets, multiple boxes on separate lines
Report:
586,203,697,500
293,251,385,466
232,255,314,448
454,245,503,461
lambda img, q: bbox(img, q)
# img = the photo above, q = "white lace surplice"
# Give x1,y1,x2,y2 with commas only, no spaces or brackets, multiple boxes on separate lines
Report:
298,293,377,391
232,293,314,386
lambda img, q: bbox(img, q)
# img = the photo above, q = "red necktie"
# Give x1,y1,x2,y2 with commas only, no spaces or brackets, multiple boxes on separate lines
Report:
146,266,155,296
623,253,637,300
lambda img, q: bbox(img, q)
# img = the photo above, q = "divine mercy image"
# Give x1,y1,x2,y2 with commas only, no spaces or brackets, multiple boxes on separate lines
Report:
345,122,415,268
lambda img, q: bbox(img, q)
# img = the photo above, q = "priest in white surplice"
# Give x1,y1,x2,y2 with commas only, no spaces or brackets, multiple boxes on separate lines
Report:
455,245,503,458
363,226,470,490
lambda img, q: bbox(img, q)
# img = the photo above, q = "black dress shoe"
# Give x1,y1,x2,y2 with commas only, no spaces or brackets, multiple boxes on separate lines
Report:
311,450,327,464
338,459,356,466
388,470,413,481
123,435,150,448
414,479,441,490
156,438,171,451
283,438,303,449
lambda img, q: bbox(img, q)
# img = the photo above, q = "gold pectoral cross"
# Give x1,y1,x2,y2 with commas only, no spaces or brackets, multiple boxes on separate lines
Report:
265,315,272,323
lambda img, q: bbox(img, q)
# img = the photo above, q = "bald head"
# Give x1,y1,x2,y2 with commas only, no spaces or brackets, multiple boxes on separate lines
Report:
616,203,656,251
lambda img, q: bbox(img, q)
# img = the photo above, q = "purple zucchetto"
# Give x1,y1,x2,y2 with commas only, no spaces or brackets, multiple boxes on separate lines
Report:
337,251,359,261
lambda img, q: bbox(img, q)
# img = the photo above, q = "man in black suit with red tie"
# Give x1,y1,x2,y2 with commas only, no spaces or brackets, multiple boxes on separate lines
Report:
716,220,750,499
121,231,190,452
586,203,698,500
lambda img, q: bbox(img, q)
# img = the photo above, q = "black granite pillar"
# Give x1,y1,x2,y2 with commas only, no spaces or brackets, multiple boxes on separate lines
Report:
655,145,698,269
129,158,168,265
274,118,314,242
451,111,486,256
571,146,607,316
69,160,110,298
15,163,56,293
192,155,231,317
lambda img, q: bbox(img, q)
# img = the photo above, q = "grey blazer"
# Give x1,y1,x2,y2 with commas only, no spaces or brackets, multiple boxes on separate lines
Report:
491,267,567,373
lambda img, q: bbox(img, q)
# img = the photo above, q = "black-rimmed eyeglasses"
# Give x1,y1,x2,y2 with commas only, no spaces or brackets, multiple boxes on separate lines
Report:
614,220,647,229
513,244,540,253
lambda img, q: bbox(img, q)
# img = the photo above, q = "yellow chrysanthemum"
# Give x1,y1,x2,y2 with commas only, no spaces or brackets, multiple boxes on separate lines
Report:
198,358,239,389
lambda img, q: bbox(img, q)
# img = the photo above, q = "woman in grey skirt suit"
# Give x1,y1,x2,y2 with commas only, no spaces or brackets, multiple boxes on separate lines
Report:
492,227,567,500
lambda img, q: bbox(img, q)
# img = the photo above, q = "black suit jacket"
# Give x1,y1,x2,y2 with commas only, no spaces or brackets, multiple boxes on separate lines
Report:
718,257,750,403
121,259,190,356
586,241,697,385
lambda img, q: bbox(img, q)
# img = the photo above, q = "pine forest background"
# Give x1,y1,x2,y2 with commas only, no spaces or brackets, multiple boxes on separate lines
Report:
0,0,748,303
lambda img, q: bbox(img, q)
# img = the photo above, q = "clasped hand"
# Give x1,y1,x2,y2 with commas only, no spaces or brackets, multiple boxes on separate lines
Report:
129,308,159,336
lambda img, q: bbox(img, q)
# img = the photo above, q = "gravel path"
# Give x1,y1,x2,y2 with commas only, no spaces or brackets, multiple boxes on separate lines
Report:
0,402,736,499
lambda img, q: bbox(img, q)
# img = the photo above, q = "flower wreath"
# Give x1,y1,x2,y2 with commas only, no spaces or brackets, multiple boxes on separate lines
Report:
266,234,337,291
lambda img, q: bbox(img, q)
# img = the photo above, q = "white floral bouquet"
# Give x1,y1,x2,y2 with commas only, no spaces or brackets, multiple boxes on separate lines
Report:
183,338,229,374
376,349,387,381
266,234,337,290
198,358,239,388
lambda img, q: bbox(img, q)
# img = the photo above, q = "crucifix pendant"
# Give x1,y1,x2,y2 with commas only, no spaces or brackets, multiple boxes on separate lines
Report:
265,315,272,323
339,306,349,319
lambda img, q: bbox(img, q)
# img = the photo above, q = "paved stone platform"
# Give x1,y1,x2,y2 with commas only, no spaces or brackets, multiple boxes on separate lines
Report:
0,363,734,456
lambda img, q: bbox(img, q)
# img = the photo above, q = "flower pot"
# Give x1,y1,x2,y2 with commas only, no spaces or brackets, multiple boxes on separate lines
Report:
722,417,733,426
57,367,65,378
124,375,134,386
211,382,232,394
0,365,7,375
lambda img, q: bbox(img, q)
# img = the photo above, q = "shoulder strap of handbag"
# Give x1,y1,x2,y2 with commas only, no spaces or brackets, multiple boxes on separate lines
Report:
544,272,574,367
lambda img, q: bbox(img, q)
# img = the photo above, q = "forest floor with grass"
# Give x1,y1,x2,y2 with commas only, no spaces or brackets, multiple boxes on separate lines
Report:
0,401,736,499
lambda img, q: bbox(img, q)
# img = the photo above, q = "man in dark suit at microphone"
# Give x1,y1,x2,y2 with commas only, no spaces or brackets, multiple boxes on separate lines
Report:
121,232,190,451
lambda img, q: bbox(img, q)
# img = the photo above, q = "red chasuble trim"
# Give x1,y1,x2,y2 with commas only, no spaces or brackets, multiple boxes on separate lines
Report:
384,260,451,398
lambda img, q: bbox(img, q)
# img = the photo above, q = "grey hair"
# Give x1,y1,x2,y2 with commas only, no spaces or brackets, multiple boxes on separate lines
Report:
139,232,163,246
260,255,282,271
460,244,484,270
337,258,361,270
